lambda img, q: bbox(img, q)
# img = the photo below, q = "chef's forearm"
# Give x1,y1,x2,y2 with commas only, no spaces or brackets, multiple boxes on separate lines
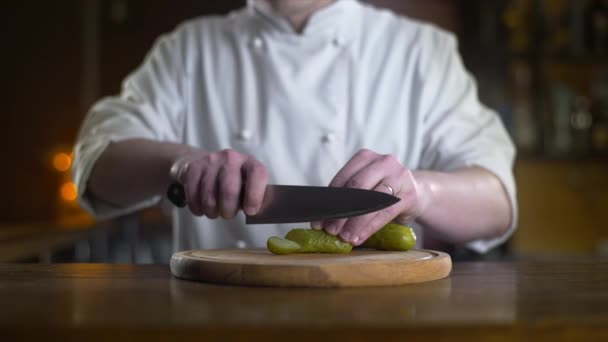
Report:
87,138,197,208
413,167,512,245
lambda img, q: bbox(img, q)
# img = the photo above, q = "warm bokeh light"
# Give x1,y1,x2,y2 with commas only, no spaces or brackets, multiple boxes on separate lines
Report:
60,182,78,202
53,153,72,172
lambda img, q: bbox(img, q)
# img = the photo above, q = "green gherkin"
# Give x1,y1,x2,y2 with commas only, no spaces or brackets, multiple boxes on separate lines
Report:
360,223,416,251
266,224,416,255
267,236,302,255
285,228,353,254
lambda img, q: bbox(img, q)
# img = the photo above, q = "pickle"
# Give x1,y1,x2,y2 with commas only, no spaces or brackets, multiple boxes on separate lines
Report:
360,223,416,251
267,236,302,255
285,229,353,254
266,224,416,255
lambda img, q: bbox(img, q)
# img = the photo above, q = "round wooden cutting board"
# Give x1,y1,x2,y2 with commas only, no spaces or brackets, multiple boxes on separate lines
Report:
170,249,452,287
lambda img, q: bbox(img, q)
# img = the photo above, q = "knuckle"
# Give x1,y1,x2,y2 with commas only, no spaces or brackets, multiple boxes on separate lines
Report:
330,175,347,187
346,178,363,189
222,149,242,164
247,160,266,176
203,153,218,164
381,153,397,164
357,148,374,158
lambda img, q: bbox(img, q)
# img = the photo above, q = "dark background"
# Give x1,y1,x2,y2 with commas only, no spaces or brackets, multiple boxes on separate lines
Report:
2,0,246,222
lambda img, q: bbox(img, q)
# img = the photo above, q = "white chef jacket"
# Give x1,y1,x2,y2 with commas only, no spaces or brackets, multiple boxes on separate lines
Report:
73,0,517,254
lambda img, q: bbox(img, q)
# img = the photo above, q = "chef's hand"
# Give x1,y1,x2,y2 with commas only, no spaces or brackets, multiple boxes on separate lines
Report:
170,149,268,219
314,149,428,245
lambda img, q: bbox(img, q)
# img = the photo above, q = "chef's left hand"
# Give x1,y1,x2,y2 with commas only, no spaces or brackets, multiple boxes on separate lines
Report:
313,149,427,245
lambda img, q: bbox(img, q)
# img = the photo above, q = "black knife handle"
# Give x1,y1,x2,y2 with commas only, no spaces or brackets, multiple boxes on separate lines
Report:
167,182,187,208
167,181,247,209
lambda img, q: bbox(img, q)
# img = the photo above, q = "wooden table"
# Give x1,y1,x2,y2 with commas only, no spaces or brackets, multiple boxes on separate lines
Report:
1,261,607,341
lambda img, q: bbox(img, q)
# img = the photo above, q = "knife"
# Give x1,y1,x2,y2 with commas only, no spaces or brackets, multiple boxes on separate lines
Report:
167,182,399,224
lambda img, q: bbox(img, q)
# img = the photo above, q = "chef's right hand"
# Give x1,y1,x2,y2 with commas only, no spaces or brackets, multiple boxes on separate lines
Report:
170,149,268,219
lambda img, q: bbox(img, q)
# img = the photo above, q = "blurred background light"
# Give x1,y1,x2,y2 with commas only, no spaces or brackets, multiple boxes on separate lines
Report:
60,182,78,202
53,153,72,172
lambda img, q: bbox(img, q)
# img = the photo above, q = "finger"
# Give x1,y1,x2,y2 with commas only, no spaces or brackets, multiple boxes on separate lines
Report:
323,218,347,236
338,174,404,244
242,159,268,215
170,157,191,183
356,199,410,245
342,155,399,190
218,163,243,219
336,211,377,244
324,155,399,235
328,149,379,188
310,221,322,230
199,164,220,218
323,150,380,234
372,172,404,197
340,196,406,245
205,207,220,219
183,163,205,216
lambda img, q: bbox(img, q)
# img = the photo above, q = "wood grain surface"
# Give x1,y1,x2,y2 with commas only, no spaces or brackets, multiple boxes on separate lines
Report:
2,261,608,341
170,249,452,287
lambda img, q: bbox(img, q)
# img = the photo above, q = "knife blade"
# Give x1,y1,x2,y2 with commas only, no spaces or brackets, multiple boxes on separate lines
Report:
167,182,400,224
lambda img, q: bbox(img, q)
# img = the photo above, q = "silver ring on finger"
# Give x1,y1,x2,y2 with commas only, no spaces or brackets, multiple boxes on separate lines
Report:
378,183,395,196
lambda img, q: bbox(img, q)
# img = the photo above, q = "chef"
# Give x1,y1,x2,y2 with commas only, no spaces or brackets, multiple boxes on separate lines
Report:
72,0,517,254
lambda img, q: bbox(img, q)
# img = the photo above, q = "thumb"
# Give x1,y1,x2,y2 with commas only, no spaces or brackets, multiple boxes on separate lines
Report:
169,157,191,184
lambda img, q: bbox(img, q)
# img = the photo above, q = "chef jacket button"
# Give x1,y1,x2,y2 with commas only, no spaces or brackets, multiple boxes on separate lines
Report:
236,129,253,141
251,37,263,49
236,240,247,249
236,129,252,141
322,132,336,143
332,36,345,47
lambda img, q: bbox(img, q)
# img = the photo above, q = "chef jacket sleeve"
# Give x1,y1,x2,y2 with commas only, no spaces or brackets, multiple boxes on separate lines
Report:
415,27,518,254
72,26,189,219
